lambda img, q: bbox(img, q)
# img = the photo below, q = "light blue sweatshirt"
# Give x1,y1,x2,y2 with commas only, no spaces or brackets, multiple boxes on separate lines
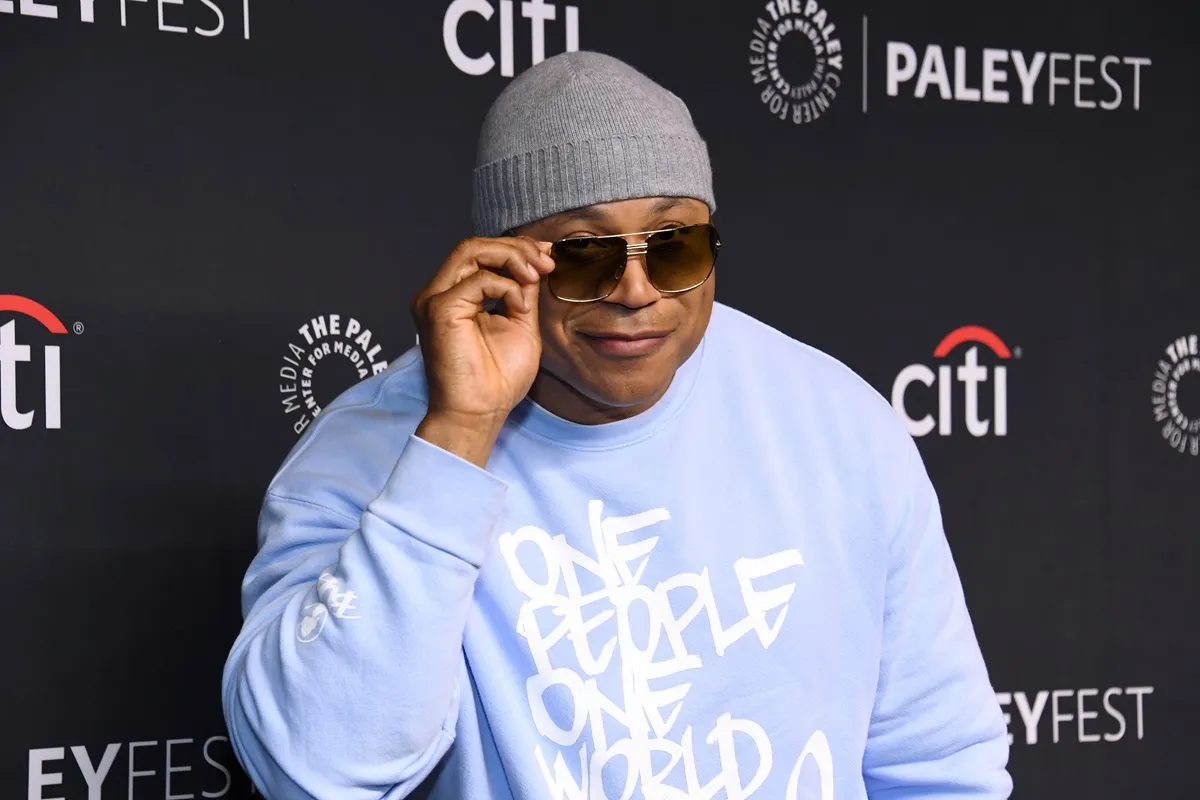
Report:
222,302,1012,799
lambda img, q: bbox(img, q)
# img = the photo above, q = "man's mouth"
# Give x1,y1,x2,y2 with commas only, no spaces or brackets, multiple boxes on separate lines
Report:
577,330,671,357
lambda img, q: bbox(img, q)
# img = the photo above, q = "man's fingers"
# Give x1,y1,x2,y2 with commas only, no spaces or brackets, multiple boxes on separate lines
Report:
423,239,540,297
503,235,556,275
426,270,530,320
412,236,554,330
513,276,540,329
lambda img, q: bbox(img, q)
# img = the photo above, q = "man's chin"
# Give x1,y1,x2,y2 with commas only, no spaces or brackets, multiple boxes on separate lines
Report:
575,371,675,413
536,348,680,418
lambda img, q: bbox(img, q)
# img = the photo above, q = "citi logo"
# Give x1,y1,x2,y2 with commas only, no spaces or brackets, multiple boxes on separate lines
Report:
891,325,1015,438
0,295,67,431
444,0,579,77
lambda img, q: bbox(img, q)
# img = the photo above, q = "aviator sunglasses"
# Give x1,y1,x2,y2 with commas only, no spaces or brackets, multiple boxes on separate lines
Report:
546,222,722,303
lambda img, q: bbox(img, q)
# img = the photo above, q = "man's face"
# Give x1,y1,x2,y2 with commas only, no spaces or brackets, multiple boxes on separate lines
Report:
515,196,716,414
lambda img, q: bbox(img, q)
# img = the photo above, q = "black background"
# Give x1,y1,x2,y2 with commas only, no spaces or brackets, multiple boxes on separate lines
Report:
2,0,1196,796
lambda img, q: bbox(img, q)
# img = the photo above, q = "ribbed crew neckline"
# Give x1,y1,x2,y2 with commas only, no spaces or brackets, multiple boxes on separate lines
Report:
507,335,706,451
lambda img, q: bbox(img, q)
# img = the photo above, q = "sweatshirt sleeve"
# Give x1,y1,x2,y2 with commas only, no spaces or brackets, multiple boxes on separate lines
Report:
861,438,1013,798
221,433,508,800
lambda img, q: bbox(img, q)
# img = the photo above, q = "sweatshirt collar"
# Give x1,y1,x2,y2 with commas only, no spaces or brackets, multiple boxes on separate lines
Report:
507,335,706,451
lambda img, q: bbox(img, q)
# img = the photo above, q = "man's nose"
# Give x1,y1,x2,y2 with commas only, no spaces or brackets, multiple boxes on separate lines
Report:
603,245,661,309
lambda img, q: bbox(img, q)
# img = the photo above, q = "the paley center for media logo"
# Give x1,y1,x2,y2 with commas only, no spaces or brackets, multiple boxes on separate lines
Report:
744,1,1152,124
0,294,80,432
747,0,845,125
1150,333,1199,456
277,313,391,436
891,325,1016,438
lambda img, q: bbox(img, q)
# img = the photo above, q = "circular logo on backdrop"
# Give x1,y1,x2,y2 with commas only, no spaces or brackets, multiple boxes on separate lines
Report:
277,313,390,437
748,0,845,125
1150,333,1199,456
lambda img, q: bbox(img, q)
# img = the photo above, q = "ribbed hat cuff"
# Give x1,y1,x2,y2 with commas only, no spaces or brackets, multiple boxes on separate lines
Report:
471,132,716,237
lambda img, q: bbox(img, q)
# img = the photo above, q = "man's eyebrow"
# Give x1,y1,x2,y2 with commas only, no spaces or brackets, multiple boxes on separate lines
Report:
549,206,612,226
647,197,690,215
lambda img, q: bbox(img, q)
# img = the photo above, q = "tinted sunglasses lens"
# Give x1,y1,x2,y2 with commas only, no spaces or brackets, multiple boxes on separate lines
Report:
646,224,717,292
549,237,627,301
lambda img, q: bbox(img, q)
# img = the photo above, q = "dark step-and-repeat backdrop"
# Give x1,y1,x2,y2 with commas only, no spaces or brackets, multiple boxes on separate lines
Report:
2,0,1196,797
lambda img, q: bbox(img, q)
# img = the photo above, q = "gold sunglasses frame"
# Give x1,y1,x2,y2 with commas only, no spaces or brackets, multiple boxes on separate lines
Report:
548,223,722,304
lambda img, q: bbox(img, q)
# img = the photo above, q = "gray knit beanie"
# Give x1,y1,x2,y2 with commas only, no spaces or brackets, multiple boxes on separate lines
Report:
471,51,716,237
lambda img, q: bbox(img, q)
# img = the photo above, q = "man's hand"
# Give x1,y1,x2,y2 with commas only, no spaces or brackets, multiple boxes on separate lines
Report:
410,235,555,467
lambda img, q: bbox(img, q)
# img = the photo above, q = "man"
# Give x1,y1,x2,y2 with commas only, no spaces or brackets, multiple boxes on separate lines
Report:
222,51,1012,799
